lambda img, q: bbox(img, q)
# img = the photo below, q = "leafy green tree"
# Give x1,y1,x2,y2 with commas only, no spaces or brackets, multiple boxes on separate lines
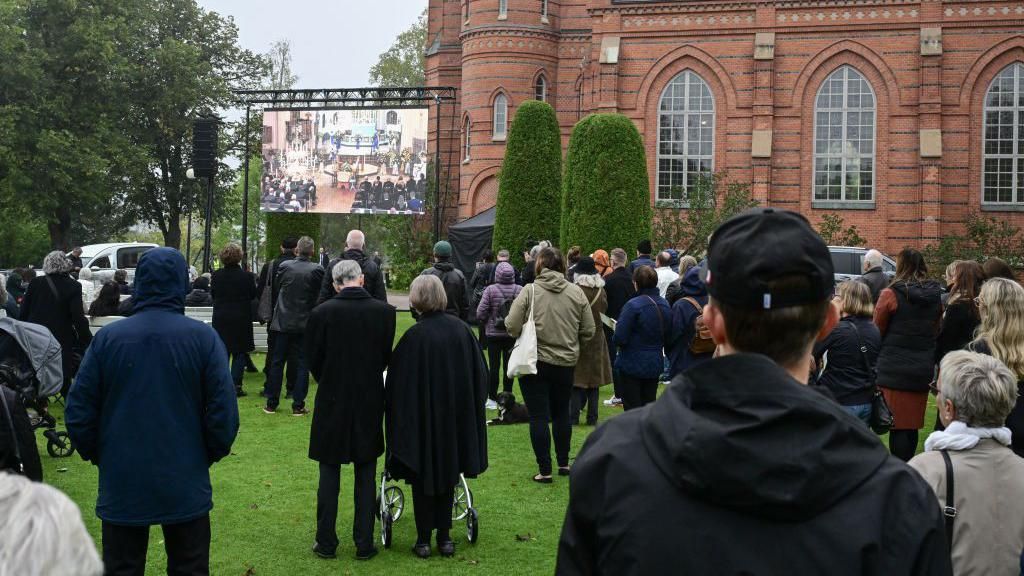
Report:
492,101,562,268
652,173,760,258
267,39,298,90
816,213,866,247
369,9,426,86
561,114,651,256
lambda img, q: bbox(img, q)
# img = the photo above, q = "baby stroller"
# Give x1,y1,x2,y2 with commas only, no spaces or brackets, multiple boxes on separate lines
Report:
0,317,74,458
377,471,479,549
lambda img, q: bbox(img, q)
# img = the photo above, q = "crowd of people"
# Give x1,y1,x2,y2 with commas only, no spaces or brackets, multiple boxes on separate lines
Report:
2,208,1024,574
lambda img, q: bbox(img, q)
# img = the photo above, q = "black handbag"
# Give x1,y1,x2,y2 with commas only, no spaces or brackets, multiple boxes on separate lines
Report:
850,321,893,434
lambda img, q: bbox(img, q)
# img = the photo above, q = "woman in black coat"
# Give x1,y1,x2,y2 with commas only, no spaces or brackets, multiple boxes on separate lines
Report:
211,244,257,396
21,252,92,395
386,275,488,559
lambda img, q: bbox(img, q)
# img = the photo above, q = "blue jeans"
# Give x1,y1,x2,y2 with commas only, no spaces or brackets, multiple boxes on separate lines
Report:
230,352,246,390
842,403,872,427
266,331,309,410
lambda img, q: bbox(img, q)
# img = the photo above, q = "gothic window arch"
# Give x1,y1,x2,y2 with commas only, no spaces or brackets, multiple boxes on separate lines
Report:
656,70,714,203
386,110,398,125
983,62,1024,204
463,114,472,161
493,93,509,140
813,66,876,202
535,74,547,102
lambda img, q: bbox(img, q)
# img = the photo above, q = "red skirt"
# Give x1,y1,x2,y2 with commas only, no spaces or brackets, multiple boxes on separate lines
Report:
881,388,929,430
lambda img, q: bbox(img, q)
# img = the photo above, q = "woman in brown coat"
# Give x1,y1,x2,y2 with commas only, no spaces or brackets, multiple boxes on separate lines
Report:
570,257,613,425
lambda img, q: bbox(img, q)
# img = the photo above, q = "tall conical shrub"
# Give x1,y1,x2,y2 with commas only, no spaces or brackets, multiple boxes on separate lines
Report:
561,113,652,255
492,100,562,268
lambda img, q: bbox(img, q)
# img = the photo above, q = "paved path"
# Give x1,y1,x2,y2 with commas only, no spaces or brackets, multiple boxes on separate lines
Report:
387,290,410,311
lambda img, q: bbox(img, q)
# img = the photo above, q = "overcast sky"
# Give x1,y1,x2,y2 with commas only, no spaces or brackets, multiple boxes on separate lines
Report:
199,0,426,89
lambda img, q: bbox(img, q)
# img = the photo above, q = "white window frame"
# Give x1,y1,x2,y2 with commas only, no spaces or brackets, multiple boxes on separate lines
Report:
464,117,472,161
535,75,547,102
493,94,508,140
812,65,877,205
656,70,715,205
982,62,1024,206
541,0,548,19
498,0,508,20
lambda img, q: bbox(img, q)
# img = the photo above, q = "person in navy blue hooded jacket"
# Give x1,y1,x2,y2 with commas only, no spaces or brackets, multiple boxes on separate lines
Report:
613,266,671,410
666,266,714,379
66,247,239,576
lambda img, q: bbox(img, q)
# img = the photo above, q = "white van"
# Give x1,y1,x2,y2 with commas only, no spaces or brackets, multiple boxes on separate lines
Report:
76,243,159,285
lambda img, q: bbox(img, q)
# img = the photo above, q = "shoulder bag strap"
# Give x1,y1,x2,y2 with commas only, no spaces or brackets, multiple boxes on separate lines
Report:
849,321,876,387
528,284,536,323
645,295,666,333
588,288,601,309
940,449,956,550
44,275,60,300
0,390,23,474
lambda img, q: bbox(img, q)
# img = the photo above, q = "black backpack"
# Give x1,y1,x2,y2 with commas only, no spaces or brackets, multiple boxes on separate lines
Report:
493,297,514,332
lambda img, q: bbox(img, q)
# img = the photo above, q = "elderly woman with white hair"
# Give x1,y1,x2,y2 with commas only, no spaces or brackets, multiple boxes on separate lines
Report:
0,472,103,575
909,351,1024,576
20,251,92,394
77,267,96,309
385,275,488,559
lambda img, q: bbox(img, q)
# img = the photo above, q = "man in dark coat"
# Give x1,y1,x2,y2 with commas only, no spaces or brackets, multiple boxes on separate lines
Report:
66,247,239,575
306,260,396,561
417,241,468,321
266,236,324,415
184,276,213,307
386,275,488,558
627,239,656,275
211,245,257,397
317,230,387,305
601,248,635,407
257,237,297,396
858,248,889,303
557,209,952,576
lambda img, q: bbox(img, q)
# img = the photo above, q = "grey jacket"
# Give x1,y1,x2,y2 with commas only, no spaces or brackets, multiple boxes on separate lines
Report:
859,267,889,303
270,257,325,333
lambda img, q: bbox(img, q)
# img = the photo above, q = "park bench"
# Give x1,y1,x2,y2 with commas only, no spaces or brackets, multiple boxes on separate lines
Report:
88,308,269,353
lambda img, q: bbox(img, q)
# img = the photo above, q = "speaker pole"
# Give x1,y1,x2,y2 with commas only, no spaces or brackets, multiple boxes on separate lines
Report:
203,176,215,274
242,106,251,270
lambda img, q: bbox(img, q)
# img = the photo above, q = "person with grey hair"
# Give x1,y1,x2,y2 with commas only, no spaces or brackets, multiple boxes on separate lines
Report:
665,255,699,305
305,259,396,561
21,251,91,394
0,472,103,576
910,351,1024,576
317,229,387,304
858,249,888,303
0,274,17,318
77,267,96,309
266,236,324,415
386,275,488,558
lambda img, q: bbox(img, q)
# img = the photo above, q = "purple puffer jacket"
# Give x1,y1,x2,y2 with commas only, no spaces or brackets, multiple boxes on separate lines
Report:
476,262,522,338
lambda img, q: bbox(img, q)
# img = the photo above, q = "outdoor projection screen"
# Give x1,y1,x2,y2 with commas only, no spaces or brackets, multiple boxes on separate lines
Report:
260,108,429,215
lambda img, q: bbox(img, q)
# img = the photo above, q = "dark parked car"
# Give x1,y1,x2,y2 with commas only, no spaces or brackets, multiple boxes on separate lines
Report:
828,246,896,282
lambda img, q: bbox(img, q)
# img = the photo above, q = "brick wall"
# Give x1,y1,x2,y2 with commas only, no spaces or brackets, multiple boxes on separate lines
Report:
429,0,1024,256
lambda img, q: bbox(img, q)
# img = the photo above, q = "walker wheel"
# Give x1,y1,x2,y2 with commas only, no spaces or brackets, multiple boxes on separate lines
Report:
466,508,479,544
46,431,75,458
383,486,404,522
453,484,472,521
381,511,393,549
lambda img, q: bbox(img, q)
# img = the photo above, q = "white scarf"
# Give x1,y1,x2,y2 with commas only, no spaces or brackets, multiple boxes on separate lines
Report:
923,420,1013,452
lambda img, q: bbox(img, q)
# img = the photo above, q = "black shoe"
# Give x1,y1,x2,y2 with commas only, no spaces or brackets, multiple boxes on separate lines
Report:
558,467,571,477
263,405,277,414
356,547,378,561
292,407,310,416
235,388,247,398
312,544,336,559
438,540,455,558
412,543,431,559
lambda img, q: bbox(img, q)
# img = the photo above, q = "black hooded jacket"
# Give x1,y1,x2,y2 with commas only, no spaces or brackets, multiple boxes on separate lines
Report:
317,249,387,305
557,354,951,576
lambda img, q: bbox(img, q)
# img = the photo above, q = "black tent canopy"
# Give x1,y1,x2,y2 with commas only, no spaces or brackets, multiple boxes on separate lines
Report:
448,207,495,279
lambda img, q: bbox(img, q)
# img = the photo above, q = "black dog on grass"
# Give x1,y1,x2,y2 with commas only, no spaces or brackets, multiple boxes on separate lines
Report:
488,391,529,425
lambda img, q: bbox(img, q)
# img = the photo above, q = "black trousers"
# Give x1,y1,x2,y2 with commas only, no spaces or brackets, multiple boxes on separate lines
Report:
263,331,296,394
605,326,622,399
519,362,574,476
102,514,210,576
620,374,659,411
570,387,599,425
486,336,515,400
412,482,454,545
889,429,919,462
316,461,377,554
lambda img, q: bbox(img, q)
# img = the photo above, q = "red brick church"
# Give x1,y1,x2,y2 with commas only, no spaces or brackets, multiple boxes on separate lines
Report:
426,0,1024,253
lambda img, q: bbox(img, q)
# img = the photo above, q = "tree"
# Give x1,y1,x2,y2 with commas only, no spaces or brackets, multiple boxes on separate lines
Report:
492,101,562,268
652,173,760,258
267,40,298,90
816,213,866,247
923,212,1023,276
118,0,269,249
368,9,426,87
561,114,652,257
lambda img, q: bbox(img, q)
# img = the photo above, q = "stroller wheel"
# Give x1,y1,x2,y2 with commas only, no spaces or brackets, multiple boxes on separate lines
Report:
453,484,472,521
383,486,404,523
46,431,75,458
381,511,394,549
466,508,479,544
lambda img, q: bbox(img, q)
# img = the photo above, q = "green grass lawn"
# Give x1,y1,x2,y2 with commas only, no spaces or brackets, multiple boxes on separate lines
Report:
36,312,937,575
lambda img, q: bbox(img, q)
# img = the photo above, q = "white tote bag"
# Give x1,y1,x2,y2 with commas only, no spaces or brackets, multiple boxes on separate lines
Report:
507,284,538,378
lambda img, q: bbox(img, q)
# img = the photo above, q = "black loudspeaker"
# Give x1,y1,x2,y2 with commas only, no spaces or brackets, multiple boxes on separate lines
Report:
192,117,219,178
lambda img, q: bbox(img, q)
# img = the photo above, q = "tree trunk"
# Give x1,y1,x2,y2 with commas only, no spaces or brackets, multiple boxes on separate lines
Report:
47,206,72,251
162,205,183,250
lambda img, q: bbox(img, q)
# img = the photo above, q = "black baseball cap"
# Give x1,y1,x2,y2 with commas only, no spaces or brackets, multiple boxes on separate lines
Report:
701,208,834,310
281,237,298,250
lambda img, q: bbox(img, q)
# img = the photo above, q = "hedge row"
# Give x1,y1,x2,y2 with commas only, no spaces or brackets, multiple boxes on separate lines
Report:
492,100,563,268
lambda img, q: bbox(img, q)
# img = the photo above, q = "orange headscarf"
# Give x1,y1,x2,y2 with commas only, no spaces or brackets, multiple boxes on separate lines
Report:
592,249,611,277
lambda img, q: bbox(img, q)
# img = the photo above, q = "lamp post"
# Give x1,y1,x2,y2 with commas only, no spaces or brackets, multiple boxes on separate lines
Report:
185,168,195,264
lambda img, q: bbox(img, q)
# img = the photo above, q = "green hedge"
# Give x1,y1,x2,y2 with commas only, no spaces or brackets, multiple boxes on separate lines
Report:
561,113,651,255
264,213,322,260
492,100,563,268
